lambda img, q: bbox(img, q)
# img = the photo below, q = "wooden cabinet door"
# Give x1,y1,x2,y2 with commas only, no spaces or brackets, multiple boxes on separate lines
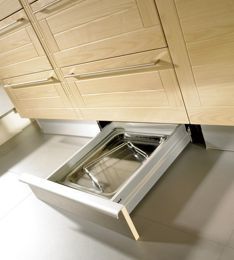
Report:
31,0,166,67
62,49,189,123
163,0,234,125
0,10,51,80
4,71,78,119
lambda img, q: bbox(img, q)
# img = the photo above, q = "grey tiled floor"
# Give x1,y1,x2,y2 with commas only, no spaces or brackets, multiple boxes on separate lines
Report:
0,124,234,260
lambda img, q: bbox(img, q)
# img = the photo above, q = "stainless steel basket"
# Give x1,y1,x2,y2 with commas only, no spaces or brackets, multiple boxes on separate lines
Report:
61,128,167,197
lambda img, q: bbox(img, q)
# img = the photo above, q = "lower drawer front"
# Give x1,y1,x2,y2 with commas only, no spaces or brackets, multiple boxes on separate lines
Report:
20,123,190,239
4,71,77,119
63,49,189,123
78,71,168,108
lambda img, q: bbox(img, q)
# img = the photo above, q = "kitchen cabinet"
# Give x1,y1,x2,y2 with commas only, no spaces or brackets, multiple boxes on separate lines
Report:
2,0,234,124
156,0,234,126
23,0,189,123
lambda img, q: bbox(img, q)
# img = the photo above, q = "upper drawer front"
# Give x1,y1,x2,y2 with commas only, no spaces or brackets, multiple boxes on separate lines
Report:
31,0,166,67
4,70,77,119
63,48,185,109
0,10,51,79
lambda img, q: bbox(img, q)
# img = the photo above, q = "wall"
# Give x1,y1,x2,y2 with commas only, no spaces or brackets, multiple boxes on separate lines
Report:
0,86,14,117
202,125,234,152
37,120,100,138
0,111,31,146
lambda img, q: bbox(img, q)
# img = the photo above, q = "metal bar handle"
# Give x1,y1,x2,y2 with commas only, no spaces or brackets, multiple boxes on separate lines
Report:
4,76,56,89
83,168,104,193
83,141,148,177
84,142,127,170
127,142,148,159
64,60,160,79
0,18,25,33
33,0,62,14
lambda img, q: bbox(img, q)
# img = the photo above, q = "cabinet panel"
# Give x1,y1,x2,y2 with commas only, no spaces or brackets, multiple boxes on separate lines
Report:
0,10,51,80
0,0,35,20
31,0,166,67
4,70,78,120
174,0,234,125
0,0,22,20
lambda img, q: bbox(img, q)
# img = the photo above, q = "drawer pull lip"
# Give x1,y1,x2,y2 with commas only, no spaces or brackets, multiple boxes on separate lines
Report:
33,0,62,14
0,18,25,33
64,60,160,79
4,76,56,89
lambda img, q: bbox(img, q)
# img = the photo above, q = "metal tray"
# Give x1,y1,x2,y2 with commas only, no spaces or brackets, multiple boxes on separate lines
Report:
60,128,167,197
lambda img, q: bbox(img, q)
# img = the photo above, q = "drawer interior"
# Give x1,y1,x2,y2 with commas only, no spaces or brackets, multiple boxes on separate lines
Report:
46,122,190,212
50,128,167,198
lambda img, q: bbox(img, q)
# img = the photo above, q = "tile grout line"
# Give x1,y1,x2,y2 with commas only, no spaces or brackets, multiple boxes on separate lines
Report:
0,193,32,223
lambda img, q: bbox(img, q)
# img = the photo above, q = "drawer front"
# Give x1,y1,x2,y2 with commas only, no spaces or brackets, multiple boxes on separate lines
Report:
4,71,78,119
31,0,166,67
63,49,189,123
0,10,51,79
75,72,169,108
20,123,190,239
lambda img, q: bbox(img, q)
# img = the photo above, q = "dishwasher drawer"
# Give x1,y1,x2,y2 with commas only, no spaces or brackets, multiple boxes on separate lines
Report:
20,122,190,240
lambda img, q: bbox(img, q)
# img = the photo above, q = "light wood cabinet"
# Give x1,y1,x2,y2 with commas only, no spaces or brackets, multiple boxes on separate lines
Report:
4,0,234,126
63,49,188,123
0,9,51,80
31,0,166,67
157,0,234,126
27,0,189,123
4,70,78,119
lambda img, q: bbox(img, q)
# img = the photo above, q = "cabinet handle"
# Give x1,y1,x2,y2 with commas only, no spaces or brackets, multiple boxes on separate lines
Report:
64,60,160,79
4,76,56,89
33,0,62,14
0,18,25,33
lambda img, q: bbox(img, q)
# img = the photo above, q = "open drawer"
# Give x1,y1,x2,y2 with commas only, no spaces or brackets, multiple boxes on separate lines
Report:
20,122,190,240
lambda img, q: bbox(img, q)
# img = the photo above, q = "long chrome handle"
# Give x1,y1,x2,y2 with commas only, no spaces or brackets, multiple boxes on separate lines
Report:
64,60,160,79
33,0,62,14
4,76,56,89
0,18,25,33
